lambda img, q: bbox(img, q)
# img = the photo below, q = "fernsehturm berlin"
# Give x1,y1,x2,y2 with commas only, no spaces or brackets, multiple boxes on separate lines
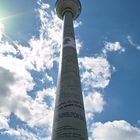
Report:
52,0,88,140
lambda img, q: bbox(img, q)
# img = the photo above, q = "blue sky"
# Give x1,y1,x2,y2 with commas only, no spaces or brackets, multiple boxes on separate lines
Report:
0,0,140,140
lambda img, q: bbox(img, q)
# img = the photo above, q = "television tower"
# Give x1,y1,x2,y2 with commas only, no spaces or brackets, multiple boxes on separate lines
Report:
52,0,88,140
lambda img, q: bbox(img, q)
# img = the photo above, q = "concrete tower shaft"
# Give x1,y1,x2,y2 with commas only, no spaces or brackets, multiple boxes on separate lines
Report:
55,0,81,20
52,0,88,140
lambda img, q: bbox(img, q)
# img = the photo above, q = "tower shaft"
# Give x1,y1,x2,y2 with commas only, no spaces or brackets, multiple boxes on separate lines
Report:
52,1,88,140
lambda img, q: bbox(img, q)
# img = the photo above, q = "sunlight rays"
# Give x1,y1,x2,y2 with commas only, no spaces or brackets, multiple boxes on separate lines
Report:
0,21,20,53
0,10,34,49
0,22,4,40
0,10,34,22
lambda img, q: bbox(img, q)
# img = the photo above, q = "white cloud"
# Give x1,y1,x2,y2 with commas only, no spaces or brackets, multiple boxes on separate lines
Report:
84,92,105,114
91,120,140,140
76,38,83,54
137,120,140,124
102,41,125,55
3,128,39,140
0,61,55,129
84,92,105,121
0,55,34,91
36,88,55,107
0,64,54,138
79,55,113,122
74,20,82,28
127,35,140,51
0,112,10,129
137,46,140,51
0,42,17,54
79,56,112,89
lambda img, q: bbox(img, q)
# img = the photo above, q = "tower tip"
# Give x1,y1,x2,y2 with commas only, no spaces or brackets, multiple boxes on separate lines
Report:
55,0,81,20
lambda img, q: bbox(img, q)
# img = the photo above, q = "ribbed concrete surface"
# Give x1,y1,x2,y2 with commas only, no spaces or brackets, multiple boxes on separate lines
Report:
52,8,88,140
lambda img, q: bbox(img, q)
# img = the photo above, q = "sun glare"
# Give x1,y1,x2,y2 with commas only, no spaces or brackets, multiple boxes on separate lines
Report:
0,22,4,40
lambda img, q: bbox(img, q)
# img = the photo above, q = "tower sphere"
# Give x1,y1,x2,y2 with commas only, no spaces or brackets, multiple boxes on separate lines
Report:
55,0,81,20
